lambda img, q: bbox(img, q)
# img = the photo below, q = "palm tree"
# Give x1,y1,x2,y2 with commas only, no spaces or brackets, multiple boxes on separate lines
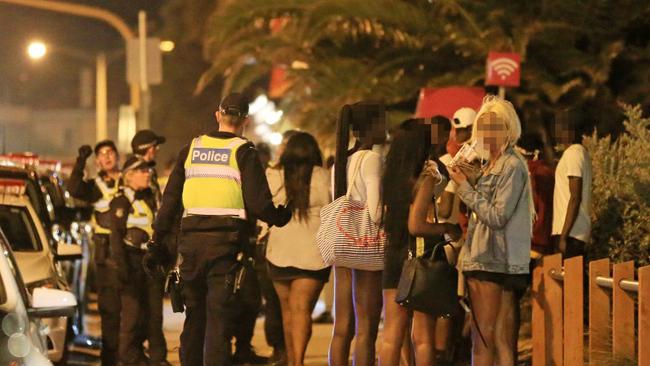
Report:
196,0,649,136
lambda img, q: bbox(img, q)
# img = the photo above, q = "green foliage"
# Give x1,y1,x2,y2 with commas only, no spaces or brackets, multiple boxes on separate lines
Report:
583,104,650,266
198,0,649,138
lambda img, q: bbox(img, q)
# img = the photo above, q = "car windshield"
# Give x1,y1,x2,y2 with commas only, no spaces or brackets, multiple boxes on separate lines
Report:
0,206,41,252
24,179,52,225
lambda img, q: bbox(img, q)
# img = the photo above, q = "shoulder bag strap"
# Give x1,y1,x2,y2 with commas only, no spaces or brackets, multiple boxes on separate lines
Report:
345,151,368,198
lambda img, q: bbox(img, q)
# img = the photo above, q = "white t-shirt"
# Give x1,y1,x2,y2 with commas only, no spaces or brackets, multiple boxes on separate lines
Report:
437,154,460,224
346,150,383,224
552,144,592,242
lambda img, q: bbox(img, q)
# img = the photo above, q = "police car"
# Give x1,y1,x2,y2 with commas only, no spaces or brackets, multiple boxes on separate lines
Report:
0,179,80,363
0,228,77,366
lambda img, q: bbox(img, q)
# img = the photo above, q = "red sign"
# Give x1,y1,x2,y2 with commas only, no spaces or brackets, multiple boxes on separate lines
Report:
414,87,485,119
485,52,521,87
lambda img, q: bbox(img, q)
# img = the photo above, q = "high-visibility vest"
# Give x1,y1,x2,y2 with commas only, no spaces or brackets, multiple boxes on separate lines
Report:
92,177,119,234
182,135,247,219
123,187,154,249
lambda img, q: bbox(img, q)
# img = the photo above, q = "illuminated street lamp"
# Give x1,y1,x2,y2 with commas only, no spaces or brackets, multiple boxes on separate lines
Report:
25,40,109,142
159,40,175,53
27,41,47,60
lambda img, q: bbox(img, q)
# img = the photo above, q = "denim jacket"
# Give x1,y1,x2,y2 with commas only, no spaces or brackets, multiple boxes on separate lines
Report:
457,149,532,274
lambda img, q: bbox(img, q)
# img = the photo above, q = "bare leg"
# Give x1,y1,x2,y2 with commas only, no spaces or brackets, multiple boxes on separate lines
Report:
434,316,452,361
352,269,383,366
412,311,436,366
273,280,294,365
399,320,414,366
329,266,355,366
494,289,517,366
467,278,502,366
379,289,411,366
289,278,324,366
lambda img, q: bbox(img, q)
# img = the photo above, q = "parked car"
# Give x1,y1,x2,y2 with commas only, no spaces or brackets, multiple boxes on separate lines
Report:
0,229,77,366
0,179,81,363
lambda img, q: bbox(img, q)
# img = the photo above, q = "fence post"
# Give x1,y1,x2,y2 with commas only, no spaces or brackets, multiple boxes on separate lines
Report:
612,261,635,360
563,256,583,365
589,258,610,365
532,262,546,366
639,265,649,366
544,254,563,365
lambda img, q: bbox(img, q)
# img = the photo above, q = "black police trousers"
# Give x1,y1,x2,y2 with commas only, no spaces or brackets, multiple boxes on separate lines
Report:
93,234,121,366
232,259,261,352
177,230,241,366
119,248,167,365
254,244,285,350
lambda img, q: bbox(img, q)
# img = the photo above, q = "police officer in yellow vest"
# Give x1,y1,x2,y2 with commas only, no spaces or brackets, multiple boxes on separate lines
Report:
68,140,122,366
108,156,170,366
144,93,292,366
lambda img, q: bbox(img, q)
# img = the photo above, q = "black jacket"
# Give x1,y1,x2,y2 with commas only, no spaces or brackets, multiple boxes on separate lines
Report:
67,156,118,204
153,130,286,244
109,189,157,268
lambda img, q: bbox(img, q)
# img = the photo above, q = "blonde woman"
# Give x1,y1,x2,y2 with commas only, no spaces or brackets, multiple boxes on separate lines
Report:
109,156,169,366
448,96,534,366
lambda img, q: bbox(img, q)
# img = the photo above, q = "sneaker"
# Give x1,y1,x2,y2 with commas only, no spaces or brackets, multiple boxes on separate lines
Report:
313,310,333,324
269,347,287,365
232,346,269,365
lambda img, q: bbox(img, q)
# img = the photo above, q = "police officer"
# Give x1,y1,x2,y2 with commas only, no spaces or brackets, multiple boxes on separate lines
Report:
109,156,169,366
67,140,122,366
131,129,166,203
144,93,292,366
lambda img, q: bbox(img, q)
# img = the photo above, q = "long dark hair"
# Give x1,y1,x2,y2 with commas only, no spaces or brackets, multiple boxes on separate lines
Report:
278,132,323,221
333,102,385,199
382,120,432,247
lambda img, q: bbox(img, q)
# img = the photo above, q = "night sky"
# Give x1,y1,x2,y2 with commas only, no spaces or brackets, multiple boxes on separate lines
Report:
0,0,164,109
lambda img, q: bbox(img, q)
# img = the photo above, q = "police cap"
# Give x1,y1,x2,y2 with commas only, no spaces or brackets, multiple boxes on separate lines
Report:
219,93,249,117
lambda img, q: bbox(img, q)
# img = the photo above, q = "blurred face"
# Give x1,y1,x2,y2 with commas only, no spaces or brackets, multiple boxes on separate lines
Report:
128,168,151,190
354,119,386,146
476,112,509,155
430,122,449,145
455,126,472,144
554,120,575,147
95,147,118,171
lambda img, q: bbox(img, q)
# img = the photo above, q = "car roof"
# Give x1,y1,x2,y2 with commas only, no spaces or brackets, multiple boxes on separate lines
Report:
0,165,40,181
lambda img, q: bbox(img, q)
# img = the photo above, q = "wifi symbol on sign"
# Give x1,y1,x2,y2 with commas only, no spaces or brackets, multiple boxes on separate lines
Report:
490,58,519,80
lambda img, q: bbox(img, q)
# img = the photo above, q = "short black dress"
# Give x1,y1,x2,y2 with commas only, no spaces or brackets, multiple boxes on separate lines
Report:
267,261,331,283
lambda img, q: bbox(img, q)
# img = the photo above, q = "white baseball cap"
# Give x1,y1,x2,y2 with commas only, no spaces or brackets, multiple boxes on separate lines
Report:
452,107,477,129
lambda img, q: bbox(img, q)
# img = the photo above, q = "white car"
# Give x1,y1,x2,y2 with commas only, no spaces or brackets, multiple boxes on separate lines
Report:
0,180,81,363
0,230,77,366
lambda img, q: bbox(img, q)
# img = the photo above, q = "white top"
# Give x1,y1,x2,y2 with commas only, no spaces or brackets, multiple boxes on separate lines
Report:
552,144,592,242
346,150,383,224
265,166,331,270
437,153,460,224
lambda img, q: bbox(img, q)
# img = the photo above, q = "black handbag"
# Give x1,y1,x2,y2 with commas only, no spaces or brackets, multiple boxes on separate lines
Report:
395,239,460,317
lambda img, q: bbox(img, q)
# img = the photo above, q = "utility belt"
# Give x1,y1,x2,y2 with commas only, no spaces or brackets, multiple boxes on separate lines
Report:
124,228,150,251
180,215,252,233
93,210,112,232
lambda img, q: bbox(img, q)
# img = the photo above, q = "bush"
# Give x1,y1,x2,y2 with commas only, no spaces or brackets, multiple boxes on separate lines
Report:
583,104,650,266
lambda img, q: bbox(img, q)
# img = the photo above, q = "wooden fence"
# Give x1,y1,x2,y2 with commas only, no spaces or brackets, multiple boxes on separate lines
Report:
532,254,649,365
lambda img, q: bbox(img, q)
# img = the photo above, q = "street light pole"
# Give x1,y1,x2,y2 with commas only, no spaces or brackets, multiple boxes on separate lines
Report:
96,53,107,141
0,0,140,120
138,10,150,130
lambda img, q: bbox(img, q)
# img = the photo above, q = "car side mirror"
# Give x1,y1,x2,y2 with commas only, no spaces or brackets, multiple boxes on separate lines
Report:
54,243,83,261
27,287,77,318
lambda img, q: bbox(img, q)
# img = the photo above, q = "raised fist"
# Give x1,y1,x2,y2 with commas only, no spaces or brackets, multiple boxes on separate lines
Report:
78,145,93,160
